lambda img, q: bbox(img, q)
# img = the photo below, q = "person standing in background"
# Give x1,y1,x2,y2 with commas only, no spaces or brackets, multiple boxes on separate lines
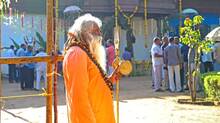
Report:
106,39,115,75
201,50,214,73
161,36,169,90
174,36,184,89
151,37,163,92
164,37,182,92
6,45,16,83
35,48,47,91
24,45,35,90
122,47,132,61
213,41,220,71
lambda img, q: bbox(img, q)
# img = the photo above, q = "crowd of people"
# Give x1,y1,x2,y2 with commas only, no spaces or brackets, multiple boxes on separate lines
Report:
151,36,220,92
5,44,47,91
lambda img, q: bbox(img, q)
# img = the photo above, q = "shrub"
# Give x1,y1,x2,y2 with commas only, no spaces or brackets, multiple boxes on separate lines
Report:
203,74,220,101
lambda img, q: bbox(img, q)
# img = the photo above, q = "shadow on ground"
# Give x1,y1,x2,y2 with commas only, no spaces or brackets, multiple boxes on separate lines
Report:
2,76,190,110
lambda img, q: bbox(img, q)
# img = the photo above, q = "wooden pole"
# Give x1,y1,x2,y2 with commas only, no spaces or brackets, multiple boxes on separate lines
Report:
114,0,120,123
46,0,54,123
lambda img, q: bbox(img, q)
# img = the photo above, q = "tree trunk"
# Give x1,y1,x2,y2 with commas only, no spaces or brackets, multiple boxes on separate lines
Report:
192,48,201,102
192,48,198,102
187,48,193,101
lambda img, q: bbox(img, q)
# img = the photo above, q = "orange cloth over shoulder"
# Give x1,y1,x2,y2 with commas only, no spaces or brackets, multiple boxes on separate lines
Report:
63,46,116,123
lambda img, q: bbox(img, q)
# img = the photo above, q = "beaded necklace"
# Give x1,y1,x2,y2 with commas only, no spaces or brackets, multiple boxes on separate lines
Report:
68,41,114,94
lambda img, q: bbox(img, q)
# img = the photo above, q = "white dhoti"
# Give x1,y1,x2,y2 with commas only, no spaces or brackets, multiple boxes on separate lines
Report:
36,69,47,90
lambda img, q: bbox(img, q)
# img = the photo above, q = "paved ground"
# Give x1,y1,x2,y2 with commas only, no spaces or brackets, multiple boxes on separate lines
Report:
1,76,220,123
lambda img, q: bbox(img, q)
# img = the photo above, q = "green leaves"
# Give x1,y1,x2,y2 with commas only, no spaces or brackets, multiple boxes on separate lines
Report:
203,73,220,101
180,15,213,52
184,17,193,27
35,32,46,50
193,15,204,25
9,37,20,49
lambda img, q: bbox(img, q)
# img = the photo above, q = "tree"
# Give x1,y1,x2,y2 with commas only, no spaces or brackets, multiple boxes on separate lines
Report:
180,15,213,102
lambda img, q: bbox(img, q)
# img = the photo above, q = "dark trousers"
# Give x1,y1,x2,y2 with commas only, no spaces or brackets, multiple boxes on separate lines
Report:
25,67,34,89
15,67,20,83
8,64,16,83
180,66,184,89
204,62,213,72
20,66,26,89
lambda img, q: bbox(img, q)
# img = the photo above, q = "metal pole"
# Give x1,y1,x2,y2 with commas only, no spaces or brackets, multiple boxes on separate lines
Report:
114,0,120,123
46,0,54,123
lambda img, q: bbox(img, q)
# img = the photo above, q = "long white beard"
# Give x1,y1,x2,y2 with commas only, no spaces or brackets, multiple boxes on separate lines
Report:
90,36,107,72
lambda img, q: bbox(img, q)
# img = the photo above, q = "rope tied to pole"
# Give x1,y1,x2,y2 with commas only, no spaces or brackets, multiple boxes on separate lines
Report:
0,89,53,100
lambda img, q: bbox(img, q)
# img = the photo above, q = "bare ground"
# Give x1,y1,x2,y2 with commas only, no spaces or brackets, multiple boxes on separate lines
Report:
1,76,220,123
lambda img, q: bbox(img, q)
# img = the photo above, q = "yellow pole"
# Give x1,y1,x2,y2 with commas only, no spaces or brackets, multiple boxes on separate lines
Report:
114,0,120,123
0,12,2,123
144,0,148,48
115,0,118,29
179,0,182,31
46,0,54,123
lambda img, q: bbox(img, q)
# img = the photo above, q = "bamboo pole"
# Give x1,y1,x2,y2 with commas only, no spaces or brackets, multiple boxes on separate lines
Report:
0,13,2,123
179,0,182,30
53,0,59,122
144,0,148,48
46,0,54,123
0,55,63,64
114,0,120,123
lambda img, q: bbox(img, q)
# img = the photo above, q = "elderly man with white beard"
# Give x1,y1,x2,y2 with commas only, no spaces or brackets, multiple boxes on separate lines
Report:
63,14,120,123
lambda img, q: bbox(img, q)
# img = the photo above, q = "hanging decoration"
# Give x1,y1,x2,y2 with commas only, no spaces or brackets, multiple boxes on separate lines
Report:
0,0,19,16
40,18,43,32
179,0,182,31
8,7,12,24
9,7,12,16
31,16,34,28
16,9,18,18
118,4,139,26
20,12,24,28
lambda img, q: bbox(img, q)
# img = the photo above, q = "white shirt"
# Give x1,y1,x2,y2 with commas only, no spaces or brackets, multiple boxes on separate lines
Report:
151,44,163,65
35,52,47,71
202,51,213,62
213,42,220,63
5,49,16,57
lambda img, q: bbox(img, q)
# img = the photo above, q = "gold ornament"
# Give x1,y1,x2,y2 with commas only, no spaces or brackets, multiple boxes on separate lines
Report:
118,4,139,26
112,58,133,76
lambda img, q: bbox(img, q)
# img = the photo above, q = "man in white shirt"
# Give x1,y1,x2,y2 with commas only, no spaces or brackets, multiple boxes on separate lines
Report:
213,41,220,71
6,45,16,83
151,37,163,92
35,48,47,91
201,51,213,72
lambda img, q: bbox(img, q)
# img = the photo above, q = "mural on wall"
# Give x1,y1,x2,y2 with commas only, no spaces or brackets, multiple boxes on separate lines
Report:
1,13,65,74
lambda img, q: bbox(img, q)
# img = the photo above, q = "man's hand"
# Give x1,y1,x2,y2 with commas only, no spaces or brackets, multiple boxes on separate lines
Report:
108,66,122,84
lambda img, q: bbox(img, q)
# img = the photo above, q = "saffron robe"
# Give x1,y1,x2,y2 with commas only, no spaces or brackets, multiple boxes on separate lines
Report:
63,46,116,123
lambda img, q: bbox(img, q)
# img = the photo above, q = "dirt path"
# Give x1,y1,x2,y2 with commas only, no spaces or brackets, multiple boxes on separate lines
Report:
1,76,220,123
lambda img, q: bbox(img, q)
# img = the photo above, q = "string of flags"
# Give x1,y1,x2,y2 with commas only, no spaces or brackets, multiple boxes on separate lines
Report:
0,0,43,31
